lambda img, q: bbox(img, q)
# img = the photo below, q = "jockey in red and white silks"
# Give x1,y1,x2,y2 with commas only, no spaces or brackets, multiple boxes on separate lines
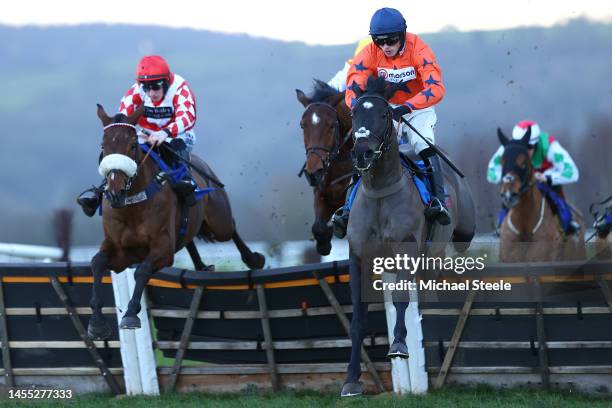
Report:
119,72,197,151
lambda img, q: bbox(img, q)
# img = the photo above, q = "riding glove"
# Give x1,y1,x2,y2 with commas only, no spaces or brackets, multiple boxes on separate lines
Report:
392,105,412,121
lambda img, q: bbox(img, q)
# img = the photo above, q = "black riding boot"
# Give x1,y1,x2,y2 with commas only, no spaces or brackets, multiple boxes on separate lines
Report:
76,181,105,217
421,150,451,226
169,138,197,206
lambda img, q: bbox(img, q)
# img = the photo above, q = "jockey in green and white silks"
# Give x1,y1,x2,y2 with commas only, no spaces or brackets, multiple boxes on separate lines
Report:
487,120,581,233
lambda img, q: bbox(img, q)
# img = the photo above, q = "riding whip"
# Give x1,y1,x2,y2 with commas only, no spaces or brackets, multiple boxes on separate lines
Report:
399,117,465,178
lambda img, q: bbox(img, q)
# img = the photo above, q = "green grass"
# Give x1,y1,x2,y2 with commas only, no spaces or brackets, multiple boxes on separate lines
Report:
6,386,611,408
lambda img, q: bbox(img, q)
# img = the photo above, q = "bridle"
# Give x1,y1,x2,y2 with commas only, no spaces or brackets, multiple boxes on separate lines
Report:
500,144,545,235
501,144,534,197
101,122,151,193
298,102,352,186
351,94,394,174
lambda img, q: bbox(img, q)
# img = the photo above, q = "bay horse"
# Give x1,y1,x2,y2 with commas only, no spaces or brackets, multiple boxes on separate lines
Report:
87,104,265,339
296,80,353,255
342,77,475,396
497,127,585,261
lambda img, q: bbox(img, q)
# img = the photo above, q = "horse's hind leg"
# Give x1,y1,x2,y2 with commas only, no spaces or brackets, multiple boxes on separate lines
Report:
186,241,213,271
232,230,265,270
88,251,112,340
342,254,369,397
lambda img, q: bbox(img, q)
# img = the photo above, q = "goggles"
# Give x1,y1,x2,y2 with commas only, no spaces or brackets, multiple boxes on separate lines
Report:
372,35,401,47
140,80,165,92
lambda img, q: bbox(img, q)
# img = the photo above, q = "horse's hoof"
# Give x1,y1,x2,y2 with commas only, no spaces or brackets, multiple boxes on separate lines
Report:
247,252,265,270
387,341,409,359
316,241,332,256
119,315,141,330
340,381,363,397
87,321,111,340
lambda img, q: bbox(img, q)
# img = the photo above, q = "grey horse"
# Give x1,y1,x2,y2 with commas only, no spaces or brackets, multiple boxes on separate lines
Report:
341,76,476,396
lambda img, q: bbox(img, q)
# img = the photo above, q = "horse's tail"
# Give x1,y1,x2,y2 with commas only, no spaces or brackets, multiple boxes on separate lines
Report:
451,229,475,253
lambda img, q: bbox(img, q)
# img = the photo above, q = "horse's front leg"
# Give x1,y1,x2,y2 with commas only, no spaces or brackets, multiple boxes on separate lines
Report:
120,239,173,329
88,249,112,340
388,267,410,359
342,253,369,397
312,190,333,256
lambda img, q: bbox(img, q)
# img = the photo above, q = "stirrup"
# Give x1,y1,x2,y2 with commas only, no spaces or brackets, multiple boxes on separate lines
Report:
566,220,581,235
174,179,197,206
331,207,349,239
76,185,103,217
424,197,451,226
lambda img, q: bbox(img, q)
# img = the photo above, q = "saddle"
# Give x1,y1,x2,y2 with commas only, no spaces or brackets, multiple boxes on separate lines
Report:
399,152,449,207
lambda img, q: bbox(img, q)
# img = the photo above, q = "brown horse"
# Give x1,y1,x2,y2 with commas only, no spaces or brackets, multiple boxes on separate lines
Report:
87,105,265,339
497,127,585,261
296,80,353,255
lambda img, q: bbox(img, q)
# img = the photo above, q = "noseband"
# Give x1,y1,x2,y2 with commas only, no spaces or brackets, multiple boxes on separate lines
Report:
100,122,144,193
351,94,394,173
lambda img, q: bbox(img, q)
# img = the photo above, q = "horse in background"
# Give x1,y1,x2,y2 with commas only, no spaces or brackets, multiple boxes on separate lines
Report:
497,127,585,261
341,76,475,396
88,105,265,339
296,80,353,255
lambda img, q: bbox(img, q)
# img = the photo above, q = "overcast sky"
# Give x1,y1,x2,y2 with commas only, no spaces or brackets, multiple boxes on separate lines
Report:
2,0,611,45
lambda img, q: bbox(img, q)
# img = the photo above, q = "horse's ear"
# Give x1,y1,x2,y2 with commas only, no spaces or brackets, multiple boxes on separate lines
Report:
97,104,112,127
497,127,510,146
350,81,364,99
127,104,144,126
296,89,311,107
520,126,531,146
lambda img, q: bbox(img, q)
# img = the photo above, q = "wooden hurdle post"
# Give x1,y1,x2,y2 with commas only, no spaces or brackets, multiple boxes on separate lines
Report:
50,276,122,395
434,289,476,388
531,274,550,388
0,280,14,387
256,284,280,391
166,285,204,392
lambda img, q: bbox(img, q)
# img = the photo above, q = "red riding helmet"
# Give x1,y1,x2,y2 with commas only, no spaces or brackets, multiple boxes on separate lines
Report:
136,55,171,82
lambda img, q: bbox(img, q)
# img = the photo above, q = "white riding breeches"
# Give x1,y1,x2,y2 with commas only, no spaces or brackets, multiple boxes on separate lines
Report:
137,129,196,152
393,106,437,155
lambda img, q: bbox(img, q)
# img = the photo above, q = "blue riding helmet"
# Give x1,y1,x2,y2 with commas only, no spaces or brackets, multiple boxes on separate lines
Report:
369,7,407,35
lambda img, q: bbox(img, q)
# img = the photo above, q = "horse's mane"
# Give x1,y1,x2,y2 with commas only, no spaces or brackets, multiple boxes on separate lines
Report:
309,79,341,102
113,113,129,123
364,75,387,96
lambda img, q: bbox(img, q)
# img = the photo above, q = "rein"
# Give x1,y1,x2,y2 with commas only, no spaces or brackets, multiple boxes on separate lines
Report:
507,195,546,236
102,122,156,196
351,94,394,174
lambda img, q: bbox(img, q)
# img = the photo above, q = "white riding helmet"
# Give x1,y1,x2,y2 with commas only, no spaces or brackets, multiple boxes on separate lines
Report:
512,120,541,146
